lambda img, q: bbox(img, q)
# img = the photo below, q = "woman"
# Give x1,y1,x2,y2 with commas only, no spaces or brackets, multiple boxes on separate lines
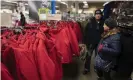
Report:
94,18,121,80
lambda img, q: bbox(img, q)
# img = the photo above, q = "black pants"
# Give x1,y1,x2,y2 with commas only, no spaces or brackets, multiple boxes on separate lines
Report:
96,69,112,80
84,44,97,71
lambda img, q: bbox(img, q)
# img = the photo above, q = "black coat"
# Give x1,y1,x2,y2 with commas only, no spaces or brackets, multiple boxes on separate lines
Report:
20,15,26,26
84,17,104,48
115,31,133,77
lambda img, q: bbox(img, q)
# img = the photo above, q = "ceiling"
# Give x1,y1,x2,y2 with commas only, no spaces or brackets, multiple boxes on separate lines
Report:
1,1,106,11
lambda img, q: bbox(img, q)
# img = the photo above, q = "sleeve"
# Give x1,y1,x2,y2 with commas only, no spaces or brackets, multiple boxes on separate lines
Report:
100,34,121,57
73,22,83,43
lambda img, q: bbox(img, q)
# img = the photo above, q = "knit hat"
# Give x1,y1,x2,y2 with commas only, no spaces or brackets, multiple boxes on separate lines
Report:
95,9,102,15
104,18,117,29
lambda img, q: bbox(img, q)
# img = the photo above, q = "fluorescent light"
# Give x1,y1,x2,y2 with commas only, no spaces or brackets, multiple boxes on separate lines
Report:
103,1,111,6
25,3,28,5
57,0,61,2
83,1,87,4
61,2,66,4
4,0,17,4
60,2,68,6
84,3,88,6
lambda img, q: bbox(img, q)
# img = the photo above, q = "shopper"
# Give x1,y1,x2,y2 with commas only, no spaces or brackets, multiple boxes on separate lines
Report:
83,9,104,74
94,18,121,80
112,29,133,80
20,12,26,27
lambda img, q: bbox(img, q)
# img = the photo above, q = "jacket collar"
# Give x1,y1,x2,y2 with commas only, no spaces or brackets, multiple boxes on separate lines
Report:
102,28,120,39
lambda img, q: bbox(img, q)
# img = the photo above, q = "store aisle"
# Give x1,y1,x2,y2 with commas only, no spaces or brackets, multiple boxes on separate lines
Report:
63,51,97,80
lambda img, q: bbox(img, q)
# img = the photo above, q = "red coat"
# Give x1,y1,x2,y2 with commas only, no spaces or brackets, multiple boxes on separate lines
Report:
38,27,63,80
50,28,72,63
1,63,14,80
45,34,63,80
67,24,80,56
73,22,83,43
2,46,40,80
2,47,22,80
36,32,55,80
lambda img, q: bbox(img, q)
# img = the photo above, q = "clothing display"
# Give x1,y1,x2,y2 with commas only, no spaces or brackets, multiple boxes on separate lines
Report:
1,63,14,80
1,21,82,80
1,1,133,80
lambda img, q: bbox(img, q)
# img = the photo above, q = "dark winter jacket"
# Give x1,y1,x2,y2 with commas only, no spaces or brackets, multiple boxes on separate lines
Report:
98,33,121,61
115,30,133,77
84,17,104,48
95,29,121,72
20,15,26,26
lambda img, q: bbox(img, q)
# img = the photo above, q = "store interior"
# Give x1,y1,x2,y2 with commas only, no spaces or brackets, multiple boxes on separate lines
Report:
1,0,133,80
1,1,106,24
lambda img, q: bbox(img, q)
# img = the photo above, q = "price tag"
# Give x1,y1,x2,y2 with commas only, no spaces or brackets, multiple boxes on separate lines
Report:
38,8,49,14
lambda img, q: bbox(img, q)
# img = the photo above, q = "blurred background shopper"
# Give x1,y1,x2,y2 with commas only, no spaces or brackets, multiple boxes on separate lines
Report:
20,12,26,27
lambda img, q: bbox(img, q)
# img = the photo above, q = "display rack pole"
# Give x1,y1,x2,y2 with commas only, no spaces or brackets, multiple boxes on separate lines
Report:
51,0,56,14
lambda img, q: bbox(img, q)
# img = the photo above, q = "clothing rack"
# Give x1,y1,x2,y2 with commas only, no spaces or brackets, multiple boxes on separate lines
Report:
24,26,38,29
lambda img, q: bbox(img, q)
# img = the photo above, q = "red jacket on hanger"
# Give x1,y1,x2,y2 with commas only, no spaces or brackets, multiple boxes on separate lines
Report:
1,63,14,80
36,32,55,80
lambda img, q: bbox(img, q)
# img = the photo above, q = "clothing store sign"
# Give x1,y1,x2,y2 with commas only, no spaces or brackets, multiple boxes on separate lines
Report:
38,8,49,20
39,14,47,20
47,14,62,20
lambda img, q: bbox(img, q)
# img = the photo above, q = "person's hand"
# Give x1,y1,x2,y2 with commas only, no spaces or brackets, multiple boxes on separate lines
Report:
98,44,103,52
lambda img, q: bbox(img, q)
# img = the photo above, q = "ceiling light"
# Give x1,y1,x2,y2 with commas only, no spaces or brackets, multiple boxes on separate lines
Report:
103,1,111,6
61,2,66,4
84,3,88,6
60,2,68,6
57,0,61,2
83,1,87,4
3,0,17,4
25,3,28,5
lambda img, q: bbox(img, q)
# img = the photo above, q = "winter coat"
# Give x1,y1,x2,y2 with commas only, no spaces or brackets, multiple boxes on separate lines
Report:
95,28,121,72
20,15,26,26
1,63,14,80
84,17,104,48
114,30,133,78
